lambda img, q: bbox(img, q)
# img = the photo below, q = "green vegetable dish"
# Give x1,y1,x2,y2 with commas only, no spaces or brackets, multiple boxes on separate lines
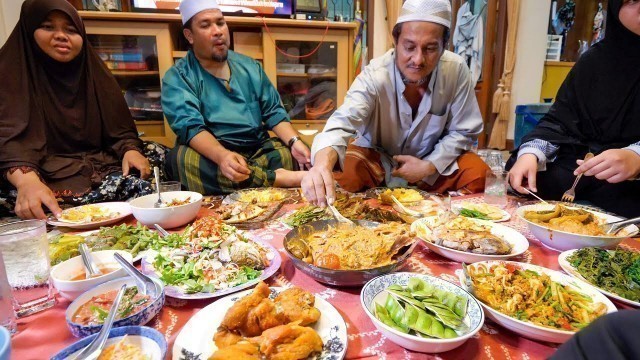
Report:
374,278,468,339
567,247,640,302
49,224,167,265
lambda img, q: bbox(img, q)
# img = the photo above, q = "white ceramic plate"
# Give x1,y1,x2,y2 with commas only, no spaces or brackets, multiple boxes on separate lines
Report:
457,261,617,343
48,202,131,230
411,217,529,263
559,249,640,308
516,203,639,252
172,286,348,360
452,203,511,222
141,239,282,300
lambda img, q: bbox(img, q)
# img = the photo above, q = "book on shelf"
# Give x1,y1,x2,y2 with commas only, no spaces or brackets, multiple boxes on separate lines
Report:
104,61,149,71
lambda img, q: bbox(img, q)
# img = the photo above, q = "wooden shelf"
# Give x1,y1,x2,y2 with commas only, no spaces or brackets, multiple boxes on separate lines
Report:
78,11,359,29
112,70,159,76
172,51,188,59
134,120,164,125
277,72,337,78
545,61,575,67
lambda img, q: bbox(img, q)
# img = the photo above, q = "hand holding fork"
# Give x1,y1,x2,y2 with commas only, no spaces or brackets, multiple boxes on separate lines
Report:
561,153,594,202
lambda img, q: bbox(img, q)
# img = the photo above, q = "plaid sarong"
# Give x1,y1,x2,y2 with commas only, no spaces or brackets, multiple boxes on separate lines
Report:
166,138,296,195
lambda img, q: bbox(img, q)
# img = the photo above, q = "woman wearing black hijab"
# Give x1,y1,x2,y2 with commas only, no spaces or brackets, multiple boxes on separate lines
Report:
0,0,167,220
508,0,640,218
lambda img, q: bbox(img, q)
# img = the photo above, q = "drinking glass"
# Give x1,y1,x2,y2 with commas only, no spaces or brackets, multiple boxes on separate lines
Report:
0,220,55,318
156,181,181,193
484,170,508,208
0,252,16,334
485,150,504,173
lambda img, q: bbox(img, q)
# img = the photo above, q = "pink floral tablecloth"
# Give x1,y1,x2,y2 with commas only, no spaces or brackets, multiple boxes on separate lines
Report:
11,195,638,359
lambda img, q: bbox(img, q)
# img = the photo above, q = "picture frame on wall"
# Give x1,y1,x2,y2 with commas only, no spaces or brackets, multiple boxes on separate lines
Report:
83,0,123,11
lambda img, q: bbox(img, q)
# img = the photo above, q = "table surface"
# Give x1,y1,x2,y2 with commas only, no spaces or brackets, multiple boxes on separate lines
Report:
10,194,638,360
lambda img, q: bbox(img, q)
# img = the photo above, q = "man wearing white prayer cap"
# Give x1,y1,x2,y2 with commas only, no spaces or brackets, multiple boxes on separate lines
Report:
161,0,311,195
302,0,489,207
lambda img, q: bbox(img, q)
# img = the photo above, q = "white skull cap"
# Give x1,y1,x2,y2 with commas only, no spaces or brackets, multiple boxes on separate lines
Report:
396,0,452,29
179,0,220,25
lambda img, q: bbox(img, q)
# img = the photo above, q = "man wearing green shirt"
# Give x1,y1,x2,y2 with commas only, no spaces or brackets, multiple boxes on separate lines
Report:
162,0,310,194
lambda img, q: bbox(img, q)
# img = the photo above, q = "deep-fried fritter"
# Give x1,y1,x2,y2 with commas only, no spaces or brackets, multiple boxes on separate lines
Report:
209,341,260,360
214,328,243,348
274,288,321,326
249,324,323,360
219,281,270,335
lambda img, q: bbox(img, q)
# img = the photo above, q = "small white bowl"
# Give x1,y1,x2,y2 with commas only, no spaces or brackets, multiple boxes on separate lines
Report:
361,272,484,353
129,191,203,229
51,250,133,301
516,203,639,252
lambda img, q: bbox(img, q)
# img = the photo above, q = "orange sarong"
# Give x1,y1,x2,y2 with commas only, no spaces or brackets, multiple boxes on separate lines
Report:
334,144,490,194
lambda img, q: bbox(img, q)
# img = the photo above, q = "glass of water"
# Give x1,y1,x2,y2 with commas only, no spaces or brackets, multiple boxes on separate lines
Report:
0,252,16,334
0,220,55,318
156,181,181,193
484,170,508,208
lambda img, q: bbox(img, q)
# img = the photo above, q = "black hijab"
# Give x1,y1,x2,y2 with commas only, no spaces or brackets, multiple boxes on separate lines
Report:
0,0,142,194
520,0,640,154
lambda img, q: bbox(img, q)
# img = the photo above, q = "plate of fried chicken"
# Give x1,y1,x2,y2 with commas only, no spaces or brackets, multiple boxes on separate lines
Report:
173,281,347,360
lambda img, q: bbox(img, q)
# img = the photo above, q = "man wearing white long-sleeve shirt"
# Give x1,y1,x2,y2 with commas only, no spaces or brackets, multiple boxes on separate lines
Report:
301,0,490,206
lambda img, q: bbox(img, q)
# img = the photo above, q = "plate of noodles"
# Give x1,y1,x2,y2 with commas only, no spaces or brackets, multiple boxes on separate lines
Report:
283,219,418,286
458,261,616,343
48,202,132,230
516,203,639,251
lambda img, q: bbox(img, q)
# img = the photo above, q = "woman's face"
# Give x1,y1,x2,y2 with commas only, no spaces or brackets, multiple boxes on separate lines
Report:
33,10,83,62
620,0,640,36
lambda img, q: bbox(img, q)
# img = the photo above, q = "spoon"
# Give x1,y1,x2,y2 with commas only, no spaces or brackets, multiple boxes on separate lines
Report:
154,223,170,238
71,284,127,360
603,216,640,236
390,195,425,218
153,166,164,208
113,253,159,298
325,196,355,226
79,243,102,279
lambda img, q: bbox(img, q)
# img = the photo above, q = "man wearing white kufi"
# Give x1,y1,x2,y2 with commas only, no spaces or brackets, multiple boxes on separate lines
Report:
162,0,311,195
302,0,490,206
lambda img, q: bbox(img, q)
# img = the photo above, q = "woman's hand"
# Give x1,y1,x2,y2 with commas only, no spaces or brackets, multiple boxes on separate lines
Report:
14,176,61,220
291,140,311,170
508,153,539,193
122,150,151,179
574,149,640,183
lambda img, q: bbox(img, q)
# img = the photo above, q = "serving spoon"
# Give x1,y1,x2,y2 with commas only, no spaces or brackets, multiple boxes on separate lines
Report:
325,196,355,226
79,243,102,279
153,166,164,208
72,284,127,360
603,216,640,235
113,252,159,298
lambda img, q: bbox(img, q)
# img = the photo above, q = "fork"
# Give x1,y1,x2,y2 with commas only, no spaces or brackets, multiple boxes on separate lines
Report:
561,153,594,202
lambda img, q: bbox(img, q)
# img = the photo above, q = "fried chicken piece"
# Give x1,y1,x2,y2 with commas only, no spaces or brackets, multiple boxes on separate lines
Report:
249,324,323,360
242,298,286,336
209,341,261,360
220,282,271,335
274,288,321,326
214,328,243,348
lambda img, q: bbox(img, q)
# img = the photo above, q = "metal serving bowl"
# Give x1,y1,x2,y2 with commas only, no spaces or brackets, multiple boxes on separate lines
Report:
283,220,418,286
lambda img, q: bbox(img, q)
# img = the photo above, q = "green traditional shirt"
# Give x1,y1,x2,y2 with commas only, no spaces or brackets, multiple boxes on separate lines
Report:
162,50,289,149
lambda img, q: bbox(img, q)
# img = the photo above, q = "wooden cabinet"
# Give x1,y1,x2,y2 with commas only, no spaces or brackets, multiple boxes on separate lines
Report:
79,11,359,146
83,20,176,147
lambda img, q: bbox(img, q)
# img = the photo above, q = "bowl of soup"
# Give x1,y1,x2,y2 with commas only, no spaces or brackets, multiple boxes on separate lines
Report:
51,250,133,301
65,276,165,337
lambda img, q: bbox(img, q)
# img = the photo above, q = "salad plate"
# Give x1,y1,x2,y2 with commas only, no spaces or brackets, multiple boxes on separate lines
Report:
559,248,640,308
172,286,347,360
47,202,131,230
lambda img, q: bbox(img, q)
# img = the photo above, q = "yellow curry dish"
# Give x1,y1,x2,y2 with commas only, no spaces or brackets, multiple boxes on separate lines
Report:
523,204,606,236
379,188,424,204
287,222,415,270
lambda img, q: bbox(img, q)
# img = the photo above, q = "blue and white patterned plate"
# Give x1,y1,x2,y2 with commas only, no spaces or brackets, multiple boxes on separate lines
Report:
361,272,484,353
172,286,348,360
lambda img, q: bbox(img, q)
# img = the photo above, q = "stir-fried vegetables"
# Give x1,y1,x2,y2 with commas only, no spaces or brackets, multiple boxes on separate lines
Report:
468,263,607,331
567,247,640,302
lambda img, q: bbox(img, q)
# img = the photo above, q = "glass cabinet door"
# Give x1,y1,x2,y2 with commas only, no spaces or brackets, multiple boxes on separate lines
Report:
275,40,338,121
262,28,349,122
83,21,175,147
88,34,163,122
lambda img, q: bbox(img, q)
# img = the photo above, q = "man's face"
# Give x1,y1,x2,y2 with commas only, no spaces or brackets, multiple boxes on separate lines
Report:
183,9,230,62
395,21,446,84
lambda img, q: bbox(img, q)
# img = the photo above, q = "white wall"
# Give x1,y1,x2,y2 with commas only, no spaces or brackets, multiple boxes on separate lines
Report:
0,0,24,46
372,0,392,58
508,0,551,139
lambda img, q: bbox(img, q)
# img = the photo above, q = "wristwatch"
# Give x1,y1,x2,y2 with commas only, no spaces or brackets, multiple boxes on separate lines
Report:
287,136,300,148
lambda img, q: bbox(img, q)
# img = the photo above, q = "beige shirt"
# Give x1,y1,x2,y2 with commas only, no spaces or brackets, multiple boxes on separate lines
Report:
311,49,483,185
